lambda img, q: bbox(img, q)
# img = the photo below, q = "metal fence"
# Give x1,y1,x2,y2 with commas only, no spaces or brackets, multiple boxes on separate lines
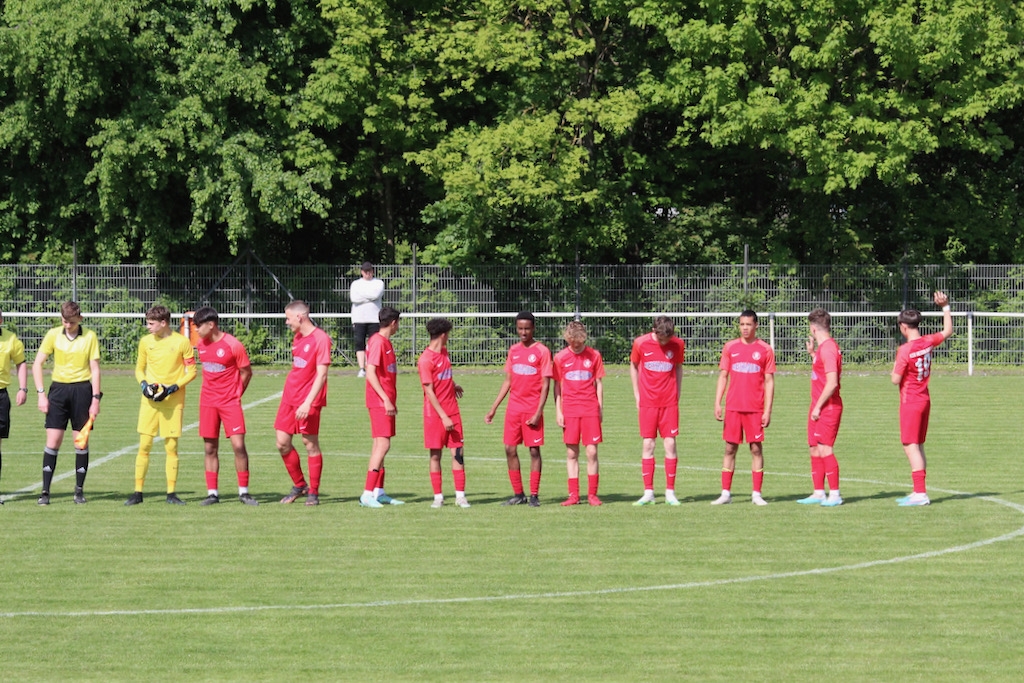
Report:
2,260,1024,369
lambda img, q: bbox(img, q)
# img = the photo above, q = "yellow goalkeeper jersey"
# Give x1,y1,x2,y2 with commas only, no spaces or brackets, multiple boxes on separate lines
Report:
135,331,197,387
39,326,100,383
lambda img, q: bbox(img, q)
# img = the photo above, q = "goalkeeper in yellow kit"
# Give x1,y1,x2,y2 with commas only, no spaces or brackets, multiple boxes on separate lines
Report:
125,305,197,506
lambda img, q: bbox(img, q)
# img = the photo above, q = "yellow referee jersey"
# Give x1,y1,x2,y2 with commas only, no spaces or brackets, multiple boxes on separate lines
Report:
135,331,197,387
38,326,100,383
0,328,27,389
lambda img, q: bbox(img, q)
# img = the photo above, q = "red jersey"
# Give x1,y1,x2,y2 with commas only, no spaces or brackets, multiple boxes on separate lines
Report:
630,333,684,408
505,341,553,414
418,346,459,418
365,333,398,408
197,332,250,407
894,332,946,404
283,326,331,407
810,337,842,408
552,345,604,418
719,337,775,412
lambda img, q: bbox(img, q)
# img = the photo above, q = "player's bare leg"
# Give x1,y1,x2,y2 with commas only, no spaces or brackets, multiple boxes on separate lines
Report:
749,442,767,505
635,437,658,505
562,444,581,505
585,444,601,506
898,443,930,506
451,446,469,508
663,436,679,505
528,445,542,506
502,443,527,505
712,443,738,505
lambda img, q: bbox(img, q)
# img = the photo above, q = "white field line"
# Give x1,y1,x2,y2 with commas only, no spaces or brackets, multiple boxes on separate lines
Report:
1,479,1021,619
0,392,282,503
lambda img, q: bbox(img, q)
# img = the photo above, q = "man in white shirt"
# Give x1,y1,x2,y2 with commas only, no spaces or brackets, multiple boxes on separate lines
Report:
350,261,385,378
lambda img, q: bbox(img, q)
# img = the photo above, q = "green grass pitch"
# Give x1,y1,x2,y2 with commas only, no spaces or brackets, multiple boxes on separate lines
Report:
1,365,1023,680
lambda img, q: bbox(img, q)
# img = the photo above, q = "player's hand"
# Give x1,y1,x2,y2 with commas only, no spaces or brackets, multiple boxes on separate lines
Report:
15,390,26,407
715,405,724,422
442,415,454,431
454,384,464,399
526,412,541,428
295,402,311,420
762,412,771,428
37,393,49,414
153,384,176,402
810,407,821,421
484,408,495,424
141,380,153,397
384,399,396,417
164,384,179,397
933,291,949,307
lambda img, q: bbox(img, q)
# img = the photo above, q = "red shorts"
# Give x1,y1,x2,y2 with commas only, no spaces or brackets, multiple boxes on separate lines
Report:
638,405,679,440
562,415,602,446
900,401,930,445
723,410,764,444
369,407,396,439
273,400,322,435
424,413,464,450
807,404,842,447
199,402,246,439
503,410,544,447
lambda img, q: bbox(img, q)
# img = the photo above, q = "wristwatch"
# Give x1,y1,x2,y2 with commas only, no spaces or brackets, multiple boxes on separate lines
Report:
93,392,104,400
18,387,28,393
37,388,45,394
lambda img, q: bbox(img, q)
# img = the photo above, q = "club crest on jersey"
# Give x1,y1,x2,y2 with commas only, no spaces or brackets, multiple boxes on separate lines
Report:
217,348,225,358
666,350,674,359
303,343,311,353
752,351,761,360
583,359,592,368
528,353,537,363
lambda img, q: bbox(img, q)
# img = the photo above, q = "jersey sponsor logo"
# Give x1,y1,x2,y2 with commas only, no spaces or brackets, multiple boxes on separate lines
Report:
512,363,539,376
386,362,397,373
564,370,593,381
293,357,309,368
731,362,762,374
202,362,227,373
437,367,453,380
643,360,674,373
811,370,819,380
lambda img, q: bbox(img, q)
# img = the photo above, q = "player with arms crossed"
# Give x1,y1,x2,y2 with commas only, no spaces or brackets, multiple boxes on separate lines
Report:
630,315,685,506
125,305,197,505
891,291,953,507
419,317,469,508
485,311,553,507
0,310,28,504
192,307,258,506
359,306,404,508
276,300,332,506
712,310,775,506
797,308,845,506
32,301,102,505
552,321,604,506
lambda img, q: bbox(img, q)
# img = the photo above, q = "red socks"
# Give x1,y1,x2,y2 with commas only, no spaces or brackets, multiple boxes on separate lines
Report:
281,448,306,487
641,458,655,489
508,469,524,496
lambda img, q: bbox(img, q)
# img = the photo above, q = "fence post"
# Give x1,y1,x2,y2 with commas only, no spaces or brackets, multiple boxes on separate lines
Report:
769,312,775,349
411,244,418,360
967,311,973,377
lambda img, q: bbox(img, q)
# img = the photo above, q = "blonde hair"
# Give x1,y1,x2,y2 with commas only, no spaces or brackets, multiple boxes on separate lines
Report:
564,320,587,345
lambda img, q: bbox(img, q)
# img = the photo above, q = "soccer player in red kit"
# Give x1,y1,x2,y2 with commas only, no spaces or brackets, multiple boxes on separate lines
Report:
193,307,258,506
419,317,469,508
630,316,685,506
797,308,844,506
712,310,775,506
891,291,953,507
360,306,404,508
275,300,332,506
552,321,604,506
485,311,553,507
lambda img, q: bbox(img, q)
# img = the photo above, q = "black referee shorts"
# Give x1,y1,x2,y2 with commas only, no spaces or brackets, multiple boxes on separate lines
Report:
44,381,93,432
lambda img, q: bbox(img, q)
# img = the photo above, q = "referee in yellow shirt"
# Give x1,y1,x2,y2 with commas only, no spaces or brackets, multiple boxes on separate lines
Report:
125,305,197,506
1,310,29,504
32,301,102,505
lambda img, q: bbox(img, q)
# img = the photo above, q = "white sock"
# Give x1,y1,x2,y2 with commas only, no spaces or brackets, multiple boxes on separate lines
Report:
237,487,247,496
208,489,219,497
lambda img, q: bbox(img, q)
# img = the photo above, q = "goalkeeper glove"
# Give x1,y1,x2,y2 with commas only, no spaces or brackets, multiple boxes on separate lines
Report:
153,384,179,402
141,381,157,399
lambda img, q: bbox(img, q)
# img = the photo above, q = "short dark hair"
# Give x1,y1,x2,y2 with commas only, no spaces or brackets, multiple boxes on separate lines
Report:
193,306,219,326
739,309,758,323
898,309,922,328
515,311,535,325
808,308,831,330
379,306,401,326
61,301,82,320
361,261,374,272
426,317,452,339
652,315,674,337
146,305,171,323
